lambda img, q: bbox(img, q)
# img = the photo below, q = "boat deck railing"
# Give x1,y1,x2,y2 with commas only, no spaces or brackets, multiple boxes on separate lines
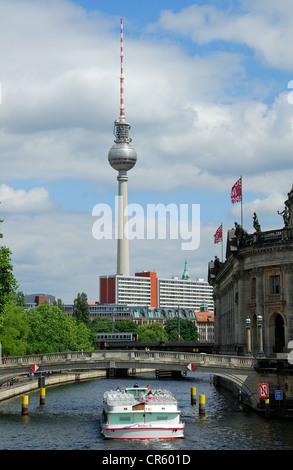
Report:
104,389,177,406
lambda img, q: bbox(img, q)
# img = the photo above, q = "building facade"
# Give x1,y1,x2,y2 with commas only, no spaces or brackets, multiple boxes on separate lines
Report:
157,277,213,311
99,264,213,312
208,189,293,356
25,293,56,310
100,272,157,307
98,263,214,341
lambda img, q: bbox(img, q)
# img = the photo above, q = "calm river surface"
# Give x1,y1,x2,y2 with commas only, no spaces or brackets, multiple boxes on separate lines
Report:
1,372,293,452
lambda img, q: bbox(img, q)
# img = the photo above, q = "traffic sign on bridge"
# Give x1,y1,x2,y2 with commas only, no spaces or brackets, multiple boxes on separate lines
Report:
275,390,283,400
259,383,269,398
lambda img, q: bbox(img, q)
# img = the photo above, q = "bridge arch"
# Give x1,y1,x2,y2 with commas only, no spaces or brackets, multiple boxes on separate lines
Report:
203,369,259,410
0,350,259,409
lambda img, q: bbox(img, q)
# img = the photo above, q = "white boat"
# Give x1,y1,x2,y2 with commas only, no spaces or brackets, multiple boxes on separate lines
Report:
100,385,185,440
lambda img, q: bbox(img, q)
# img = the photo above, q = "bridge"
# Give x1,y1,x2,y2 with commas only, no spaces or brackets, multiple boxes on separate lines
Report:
1,349,292,413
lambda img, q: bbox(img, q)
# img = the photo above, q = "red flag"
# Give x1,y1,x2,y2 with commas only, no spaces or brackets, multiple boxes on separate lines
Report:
214,224,222,244
231,177,242,204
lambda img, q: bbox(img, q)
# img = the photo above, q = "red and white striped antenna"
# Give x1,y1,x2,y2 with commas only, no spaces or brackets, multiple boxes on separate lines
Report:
119,18,125,122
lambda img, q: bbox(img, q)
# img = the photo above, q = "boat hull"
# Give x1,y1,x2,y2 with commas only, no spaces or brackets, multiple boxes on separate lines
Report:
101,424,185,440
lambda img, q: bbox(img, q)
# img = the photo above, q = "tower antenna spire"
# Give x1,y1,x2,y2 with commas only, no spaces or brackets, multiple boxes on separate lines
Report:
120,18,125,122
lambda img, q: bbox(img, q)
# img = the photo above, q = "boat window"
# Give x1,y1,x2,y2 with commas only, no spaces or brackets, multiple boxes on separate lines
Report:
119,416,131,422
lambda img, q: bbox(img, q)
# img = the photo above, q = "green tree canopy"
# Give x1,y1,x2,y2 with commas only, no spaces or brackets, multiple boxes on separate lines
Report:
73,292,90,325
25,303,93,354
114,320,138,333
54,298,65,311
165,317,198,342
0,302,30,356
137,322,169,342
91,317,113,334
0,246,19,314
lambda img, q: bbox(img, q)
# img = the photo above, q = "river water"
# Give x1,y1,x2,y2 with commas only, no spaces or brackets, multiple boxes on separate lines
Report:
1,372,293,452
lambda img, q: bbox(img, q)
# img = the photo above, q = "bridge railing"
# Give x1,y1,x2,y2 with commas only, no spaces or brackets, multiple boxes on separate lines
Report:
0,350,256,370
129,350,255,369
0,350,93,366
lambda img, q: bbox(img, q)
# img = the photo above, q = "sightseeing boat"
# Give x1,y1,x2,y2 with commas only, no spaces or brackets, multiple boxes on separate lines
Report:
100,385,185,440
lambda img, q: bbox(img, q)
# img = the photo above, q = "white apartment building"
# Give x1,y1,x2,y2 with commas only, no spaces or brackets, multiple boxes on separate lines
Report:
157,277,214,311
100,272,156,307
99,262,214,312
115,275,152,306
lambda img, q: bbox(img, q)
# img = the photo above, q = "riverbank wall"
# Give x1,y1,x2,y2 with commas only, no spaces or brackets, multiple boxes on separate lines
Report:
0,370,107,402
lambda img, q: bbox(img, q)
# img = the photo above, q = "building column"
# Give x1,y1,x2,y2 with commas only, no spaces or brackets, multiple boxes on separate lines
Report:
284,264,293,351
246,317,252,355
255,269,264,355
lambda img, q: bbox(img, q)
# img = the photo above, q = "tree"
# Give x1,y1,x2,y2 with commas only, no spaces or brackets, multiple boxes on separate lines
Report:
54,298,65,311
114,320,138,333
0,246,19,314
165,317,198,342
91,317,112,334
0,302,30,356
73,292,89,325
137,322,169,342
25,303,93,354
13,291,26,307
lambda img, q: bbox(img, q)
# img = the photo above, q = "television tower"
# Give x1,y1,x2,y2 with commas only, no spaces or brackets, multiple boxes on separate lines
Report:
108,18,137,275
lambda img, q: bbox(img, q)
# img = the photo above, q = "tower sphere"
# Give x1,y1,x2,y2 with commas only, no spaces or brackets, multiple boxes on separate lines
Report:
108,120,137,172
108,141,137,172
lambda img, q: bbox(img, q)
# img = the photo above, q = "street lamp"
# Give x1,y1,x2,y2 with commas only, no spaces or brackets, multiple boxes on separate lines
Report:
257,314,264,356
246,317,252,356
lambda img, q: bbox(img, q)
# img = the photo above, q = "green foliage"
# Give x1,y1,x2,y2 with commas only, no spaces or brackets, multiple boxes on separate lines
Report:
0,302,30,356
54,298,65,311
165,317,198,342
73,292,90,325
114,320,138,333
0,246,19,314
25,303,93,354
137,322,169,342
91,318,139,334
91,317,113,333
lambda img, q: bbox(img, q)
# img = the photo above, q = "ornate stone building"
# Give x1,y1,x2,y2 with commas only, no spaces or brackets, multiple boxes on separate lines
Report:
208,187,293,356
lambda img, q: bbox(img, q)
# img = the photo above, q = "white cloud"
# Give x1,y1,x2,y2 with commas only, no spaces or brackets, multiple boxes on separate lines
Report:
153,1,293,70
229,192,286,220
0,184,55,212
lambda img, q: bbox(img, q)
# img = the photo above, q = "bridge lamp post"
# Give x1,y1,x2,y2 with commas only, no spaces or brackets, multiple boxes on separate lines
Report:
257,314,264,356
246,317,252,356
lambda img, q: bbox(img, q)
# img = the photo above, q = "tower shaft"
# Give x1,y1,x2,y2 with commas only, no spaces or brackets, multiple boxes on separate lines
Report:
117,170,129,275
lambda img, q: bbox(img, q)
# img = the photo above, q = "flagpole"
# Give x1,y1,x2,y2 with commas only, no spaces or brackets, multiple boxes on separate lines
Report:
221,223,223,262
214,223,223,262
241,175,243,227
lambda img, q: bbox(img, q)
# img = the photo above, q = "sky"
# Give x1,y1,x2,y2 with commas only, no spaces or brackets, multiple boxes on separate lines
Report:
0,0,293,303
